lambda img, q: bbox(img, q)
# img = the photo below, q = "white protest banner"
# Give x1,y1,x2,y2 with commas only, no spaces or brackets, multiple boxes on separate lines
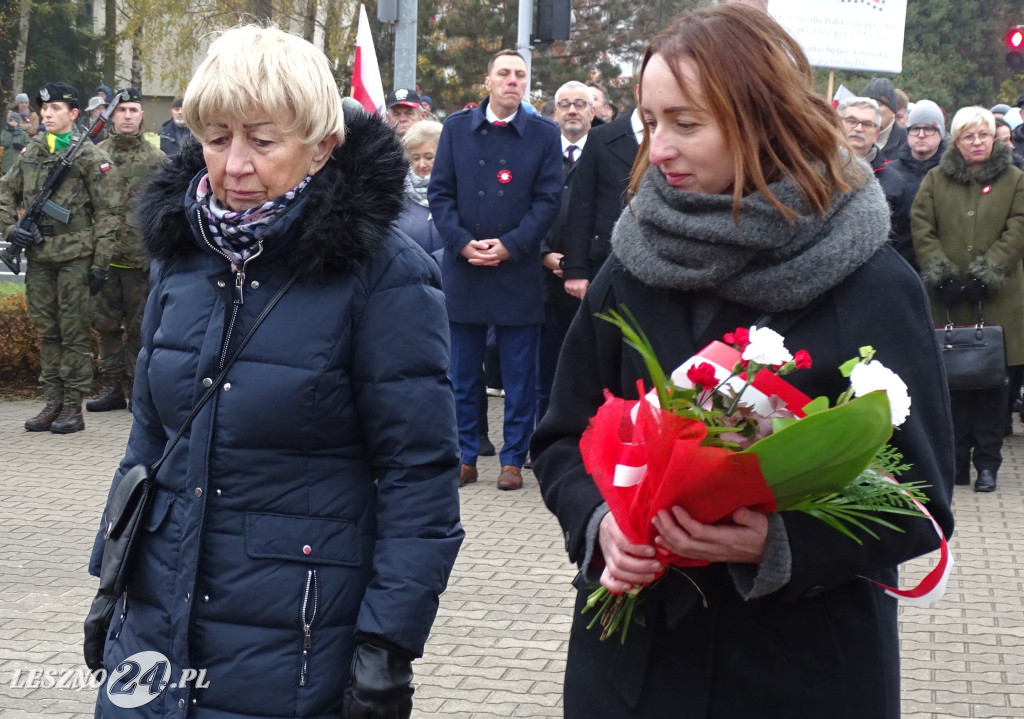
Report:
768,0,908,74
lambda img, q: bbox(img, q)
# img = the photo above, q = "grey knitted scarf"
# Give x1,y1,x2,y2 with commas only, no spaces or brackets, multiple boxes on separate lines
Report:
610,161,890,312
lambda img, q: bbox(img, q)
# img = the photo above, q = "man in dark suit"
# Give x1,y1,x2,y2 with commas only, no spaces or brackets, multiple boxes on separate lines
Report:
562,105,641,299
429,49,562,491
537,81,595,421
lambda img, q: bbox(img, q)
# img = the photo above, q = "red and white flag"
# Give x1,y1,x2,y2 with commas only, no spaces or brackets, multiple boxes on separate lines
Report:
352,4,385,115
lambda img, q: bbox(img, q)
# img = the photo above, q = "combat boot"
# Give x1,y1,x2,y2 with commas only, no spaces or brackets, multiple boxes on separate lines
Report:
86,374,127,412
25,402,63,432
50,403,85,434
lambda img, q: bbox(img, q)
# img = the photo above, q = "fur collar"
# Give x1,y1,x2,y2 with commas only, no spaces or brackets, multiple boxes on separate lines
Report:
939,140,1013,186
140,108,408,277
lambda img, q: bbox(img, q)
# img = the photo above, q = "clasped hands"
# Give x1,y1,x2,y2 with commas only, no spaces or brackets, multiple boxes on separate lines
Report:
596,507,768,595
460,238,510,266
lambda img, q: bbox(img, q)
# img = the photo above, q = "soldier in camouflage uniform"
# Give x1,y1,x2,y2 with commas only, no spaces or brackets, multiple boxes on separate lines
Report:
0,82,119,433
88,88,164,412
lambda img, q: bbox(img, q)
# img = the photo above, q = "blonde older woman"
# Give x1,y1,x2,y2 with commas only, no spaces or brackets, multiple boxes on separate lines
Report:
87,25,462,718
913,106,1024,492
396,119,443,253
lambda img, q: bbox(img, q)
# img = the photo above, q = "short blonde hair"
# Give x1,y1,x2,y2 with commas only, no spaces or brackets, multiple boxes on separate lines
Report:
182,25,344,146
950,106,995,142
402,120,442,154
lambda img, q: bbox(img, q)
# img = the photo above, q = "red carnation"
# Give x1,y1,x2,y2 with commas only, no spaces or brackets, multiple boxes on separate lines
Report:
794,349,812,370
723,327,750,349
687,362,719,390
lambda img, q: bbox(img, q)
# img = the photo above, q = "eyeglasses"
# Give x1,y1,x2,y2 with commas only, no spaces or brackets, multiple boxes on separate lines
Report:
841,116,877,131
556,99,591,111
959,131,993,144
909,125,939,137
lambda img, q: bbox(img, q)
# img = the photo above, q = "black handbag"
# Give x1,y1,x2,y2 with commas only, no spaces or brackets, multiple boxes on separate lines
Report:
935,304,1007,391
84,272,299,671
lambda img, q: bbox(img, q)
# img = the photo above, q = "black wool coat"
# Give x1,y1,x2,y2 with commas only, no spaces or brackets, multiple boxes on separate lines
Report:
531,247,954,719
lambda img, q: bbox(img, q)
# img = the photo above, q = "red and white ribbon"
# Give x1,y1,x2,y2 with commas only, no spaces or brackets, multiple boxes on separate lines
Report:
866,495,952,606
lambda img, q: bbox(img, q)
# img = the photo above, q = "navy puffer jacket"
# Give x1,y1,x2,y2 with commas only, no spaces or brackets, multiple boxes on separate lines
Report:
89,109,463,718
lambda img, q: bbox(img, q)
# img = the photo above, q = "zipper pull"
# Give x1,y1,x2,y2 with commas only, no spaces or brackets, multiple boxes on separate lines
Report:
234,268,245,305
303,625,312,648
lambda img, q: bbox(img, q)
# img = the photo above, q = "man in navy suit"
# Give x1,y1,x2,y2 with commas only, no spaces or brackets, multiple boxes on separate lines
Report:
429,49,562,491
562,104,641,299
537,81,595,421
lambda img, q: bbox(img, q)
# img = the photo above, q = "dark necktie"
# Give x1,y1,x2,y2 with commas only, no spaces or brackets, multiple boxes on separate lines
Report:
566,145,578,166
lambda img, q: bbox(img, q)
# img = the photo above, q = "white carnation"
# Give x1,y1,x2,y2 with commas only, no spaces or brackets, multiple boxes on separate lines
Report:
741,326,793,366
849,360,911,427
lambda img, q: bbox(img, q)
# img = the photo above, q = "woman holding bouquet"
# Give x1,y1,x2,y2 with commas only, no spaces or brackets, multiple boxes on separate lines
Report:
532,5,954,718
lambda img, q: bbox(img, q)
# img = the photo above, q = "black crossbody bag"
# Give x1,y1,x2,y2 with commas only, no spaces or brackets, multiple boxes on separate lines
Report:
83,272,298,671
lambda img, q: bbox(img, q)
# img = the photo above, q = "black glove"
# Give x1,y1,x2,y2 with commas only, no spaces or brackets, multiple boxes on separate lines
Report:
88,267,109,296
6,224,43,249
936,276,964,307
962,275,988,303
342,642,414,719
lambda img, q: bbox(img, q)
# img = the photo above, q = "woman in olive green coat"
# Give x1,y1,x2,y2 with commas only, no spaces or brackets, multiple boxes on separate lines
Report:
912,105,1024,493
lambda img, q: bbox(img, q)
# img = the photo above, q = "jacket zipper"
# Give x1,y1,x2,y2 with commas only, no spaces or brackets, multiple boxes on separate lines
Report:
195,208,264,370
110,591,129,641
299,568,319,687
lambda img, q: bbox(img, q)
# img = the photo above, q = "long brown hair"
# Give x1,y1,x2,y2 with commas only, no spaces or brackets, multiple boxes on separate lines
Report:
629,5,860,222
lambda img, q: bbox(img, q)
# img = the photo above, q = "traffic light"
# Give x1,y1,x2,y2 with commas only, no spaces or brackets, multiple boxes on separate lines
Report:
535,0,571,43
1008,25,1024,73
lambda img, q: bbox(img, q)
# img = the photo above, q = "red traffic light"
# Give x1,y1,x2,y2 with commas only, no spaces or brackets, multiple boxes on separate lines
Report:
1010,27,1024,49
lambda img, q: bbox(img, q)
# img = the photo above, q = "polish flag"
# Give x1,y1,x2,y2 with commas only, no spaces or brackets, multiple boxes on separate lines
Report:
352,4,385,115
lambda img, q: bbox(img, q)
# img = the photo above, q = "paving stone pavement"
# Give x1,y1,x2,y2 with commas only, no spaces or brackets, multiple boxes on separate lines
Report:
0,396,1022,718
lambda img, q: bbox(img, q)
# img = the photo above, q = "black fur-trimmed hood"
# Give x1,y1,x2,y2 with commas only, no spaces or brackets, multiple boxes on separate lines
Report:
139,107,409,277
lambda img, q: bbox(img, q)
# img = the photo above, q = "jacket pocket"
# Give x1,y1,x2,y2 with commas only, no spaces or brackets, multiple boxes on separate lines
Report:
244,513,362,567
144,489,174,532
299,568,319,687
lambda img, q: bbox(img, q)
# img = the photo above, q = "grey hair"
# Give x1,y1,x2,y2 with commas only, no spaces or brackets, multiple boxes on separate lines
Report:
555,81,592,104
837,97,881,127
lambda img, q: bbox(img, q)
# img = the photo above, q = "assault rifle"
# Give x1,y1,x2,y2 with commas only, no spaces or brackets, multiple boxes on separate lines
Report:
0,89,128,275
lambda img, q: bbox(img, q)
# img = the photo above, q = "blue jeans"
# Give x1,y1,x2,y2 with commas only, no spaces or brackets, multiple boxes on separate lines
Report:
450,322,539,467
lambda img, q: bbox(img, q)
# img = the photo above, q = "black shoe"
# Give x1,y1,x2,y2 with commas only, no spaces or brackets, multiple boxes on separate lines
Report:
25,401,62,432
50,404,85,434
974,469,997,493
86,374,127,412
479,436,496,457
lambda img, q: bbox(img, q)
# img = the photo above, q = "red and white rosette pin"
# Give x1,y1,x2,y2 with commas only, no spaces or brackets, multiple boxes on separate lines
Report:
497,169,512,184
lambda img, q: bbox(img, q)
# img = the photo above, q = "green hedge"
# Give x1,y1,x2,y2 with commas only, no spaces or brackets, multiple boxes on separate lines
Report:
0,287,41,383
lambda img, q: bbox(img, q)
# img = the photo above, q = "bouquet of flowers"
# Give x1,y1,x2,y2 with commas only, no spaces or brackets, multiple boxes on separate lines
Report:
579,309,942,643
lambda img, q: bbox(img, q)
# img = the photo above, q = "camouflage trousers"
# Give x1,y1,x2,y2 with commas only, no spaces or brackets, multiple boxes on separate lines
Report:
24,257,93,405
91,266,149,378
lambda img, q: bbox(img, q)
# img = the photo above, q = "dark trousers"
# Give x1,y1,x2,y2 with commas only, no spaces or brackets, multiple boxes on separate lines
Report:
951,382,1008,476
450,322,539,467
537,299,578,423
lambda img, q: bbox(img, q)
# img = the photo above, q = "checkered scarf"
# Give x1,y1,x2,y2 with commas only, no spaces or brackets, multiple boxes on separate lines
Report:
195,173,311,267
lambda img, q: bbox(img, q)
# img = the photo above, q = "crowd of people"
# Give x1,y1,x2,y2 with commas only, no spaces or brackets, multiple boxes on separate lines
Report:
0,0,1018,716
